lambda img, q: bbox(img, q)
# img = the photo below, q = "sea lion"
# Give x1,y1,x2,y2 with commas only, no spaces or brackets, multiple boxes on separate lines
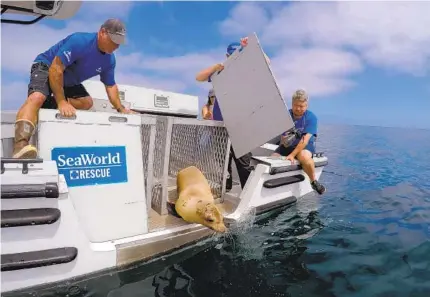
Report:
174,166,227,233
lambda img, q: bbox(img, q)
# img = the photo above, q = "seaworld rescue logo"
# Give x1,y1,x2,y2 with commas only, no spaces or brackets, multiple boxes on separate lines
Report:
51,146,128,187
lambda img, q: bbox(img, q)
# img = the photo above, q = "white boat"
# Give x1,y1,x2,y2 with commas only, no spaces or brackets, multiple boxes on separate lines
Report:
0,1,328,295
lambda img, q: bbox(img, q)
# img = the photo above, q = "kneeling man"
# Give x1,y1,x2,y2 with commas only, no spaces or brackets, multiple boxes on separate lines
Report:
12,18,133,159
272,89,326,195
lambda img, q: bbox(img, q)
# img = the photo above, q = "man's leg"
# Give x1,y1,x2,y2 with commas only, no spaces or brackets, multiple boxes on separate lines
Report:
271,145,294,157
231,147,253,189
296,149,326,195
13,63,51,159
65,84,93,110
42,84,93,111
226,148,233,191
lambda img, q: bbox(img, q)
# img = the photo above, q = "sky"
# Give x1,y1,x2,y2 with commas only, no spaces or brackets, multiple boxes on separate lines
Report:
1,0,429,129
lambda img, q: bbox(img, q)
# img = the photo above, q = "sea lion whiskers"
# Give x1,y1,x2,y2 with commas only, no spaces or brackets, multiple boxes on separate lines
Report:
195,200,227,233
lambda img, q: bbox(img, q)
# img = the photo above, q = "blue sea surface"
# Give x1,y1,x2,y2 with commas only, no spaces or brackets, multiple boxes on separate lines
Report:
138,124,430,297
119,124,430,297
11,124,430,297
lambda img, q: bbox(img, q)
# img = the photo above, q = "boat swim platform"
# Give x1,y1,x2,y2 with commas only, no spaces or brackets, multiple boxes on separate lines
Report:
148,177,240,232
147,200,237,232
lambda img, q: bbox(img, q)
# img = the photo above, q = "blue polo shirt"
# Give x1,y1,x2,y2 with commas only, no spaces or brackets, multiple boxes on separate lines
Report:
34,32,116,87
288,109,318,147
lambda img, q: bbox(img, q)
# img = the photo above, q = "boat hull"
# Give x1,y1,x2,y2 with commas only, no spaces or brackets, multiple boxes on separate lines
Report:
1,110,328,294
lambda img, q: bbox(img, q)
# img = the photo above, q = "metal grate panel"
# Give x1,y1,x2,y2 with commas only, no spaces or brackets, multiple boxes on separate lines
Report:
149,116,170,214
168,121,230,199
148,116,231,215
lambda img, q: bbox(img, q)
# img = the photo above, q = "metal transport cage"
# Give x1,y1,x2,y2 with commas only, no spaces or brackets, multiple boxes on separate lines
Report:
1,112,231,217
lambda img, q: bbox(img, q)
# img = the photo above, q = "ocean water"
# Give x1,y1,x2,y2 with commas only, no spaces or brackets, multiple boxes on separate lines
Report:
9,124,430,297
117,124,429,297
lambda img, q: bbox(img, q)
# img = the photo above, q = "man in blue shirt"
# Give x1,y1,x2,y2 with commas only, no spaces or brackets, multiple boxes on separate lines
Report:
273,89,326,195
12,18,134,159
195,38,258,190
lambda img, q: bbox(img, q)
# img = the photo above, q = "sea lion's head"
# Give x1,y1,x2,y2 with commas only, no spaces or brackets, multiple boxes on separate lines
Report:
197,201,227,233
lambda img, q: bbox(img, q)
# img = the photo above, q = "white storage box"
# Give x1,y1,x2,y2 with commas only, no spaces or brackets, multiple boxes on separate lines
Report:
37,109,148,242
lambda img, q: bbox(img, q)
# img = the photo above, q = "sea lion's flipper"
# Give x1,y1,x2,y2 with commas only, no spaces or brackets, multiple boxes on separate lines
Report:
166,200,182,218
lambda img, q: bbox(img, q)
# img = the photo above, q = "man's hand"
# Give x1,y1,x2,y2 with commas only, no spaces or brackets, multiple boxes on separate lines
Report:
285,154,296,163
105,84,136,114
119,107,137,114
58,100,76,117
240,37,249,47
213,63,224,72
240,36,270,64
196,63,225,82
203,111,213,120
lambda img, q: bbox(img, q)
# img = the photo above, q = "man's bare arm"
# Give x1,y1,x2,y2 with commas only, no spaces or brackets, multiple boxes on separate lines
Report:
105,84,125,112
49,57,67,105
196,64,224,82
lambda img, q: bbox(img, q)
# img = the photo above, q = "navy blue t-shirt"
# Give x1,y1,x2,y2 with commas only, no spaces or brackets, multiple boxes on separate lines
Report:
34,32,116,87
207,74,223,121
212,100,223,121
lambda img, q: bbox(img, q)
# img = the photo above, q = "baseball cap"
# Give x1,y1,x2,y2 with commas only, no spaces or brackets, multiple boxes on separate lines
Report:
226,42,241,56
101,18,126,45
208,88,215,97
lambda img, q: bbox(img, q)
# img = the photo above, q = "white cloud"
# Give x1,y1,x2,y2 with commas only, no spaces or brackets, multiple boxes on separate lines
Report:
0,0,215,110
3,1,429,113
115,50,222,76
219,1,430,98
270,47,363,97
1,1,138,76
218,2,269,37
114,49,224,98
1,20,99,75
273,48,364,97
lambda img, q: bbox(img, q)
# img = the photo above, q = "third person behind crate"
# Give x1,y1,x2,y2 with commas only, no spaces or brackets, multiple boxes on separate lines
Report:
272,89,326,195
201,88,215,120
200,87,252,191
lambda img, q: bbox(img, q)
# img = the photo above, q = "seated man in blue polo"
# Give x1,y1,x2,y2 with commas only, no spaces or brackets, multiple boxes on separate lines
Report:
272,89,326,195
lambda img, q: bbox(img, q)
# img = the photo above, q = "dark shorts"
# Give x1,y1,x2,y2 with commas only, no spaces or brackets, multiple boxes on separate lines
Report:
28,62,90,109
275,142,315,158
